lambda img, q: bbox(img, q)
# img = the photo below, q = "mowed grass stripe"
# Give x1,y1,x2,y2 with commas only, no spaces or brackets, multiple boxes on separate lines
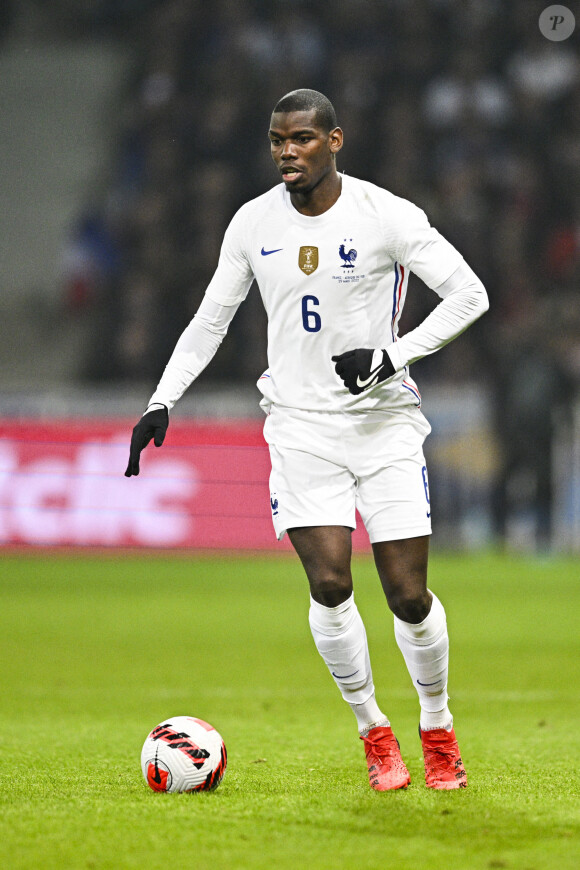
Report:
0,552,578,870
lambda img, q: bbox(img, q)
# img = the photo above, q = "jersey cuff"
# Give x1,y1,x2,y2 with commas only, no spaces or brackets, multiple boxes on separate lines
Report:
385,342,405,373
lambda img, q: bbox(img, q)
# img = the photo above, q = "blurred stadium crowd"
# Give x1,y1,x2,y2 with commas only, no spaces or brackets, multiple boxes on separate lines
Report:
7,0,580,545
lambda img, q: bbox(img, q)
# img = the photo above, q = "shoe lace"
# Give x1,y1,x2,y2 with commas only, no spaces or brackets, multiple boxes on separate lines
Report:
427,744,455,767
425,739,461,775
365,733,399,763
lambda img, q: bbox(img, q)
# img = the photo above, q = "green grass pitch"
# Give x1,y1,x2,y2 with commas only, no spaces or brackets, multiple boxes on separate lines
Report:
1,551,579,869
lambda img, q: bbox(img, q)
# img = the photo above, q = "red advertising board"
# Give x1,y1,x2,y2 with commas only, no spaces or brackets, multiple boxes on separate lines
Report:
0,419,371,551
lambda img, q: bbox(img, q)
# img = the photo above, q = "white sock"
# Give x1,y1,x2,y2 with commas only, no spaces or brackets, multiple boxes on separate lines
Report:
309,594,387,733
394,592,453,731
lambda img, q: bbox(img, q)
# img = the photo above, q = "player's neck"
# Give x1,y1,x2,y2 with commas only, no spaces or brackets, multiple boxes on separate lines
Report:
290,171,342,217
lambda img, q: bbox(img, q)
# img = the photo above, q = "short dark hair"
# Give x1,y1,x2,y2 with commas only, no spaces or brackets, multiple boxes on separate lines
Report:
272,89,338,132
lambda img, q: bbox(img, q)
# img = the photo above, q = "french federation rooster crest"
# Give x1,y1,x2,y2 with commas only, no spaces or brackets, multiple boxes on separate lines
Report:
339,243,357,268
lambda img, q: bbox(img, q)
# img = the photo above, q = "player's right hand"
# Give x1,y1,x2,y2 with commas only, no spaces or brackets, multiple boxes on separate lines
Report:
125,406,169,477
332,348,395,395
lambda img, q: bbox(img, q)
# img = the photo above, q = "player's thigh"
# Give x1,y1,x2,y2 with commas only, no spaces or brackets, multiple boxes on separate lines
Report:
287,525,353,606
268,443,357,540
372,535,431,622
355,450,432,545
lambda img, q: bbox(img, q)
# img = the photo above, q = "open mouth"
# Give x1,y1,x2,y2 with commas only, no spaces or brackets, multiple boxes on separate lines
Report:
281,166,302,182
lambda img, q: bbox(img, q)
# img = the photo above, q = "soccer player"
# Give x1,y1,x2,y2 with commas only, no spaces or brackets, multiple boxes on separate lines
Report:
126,89,488,790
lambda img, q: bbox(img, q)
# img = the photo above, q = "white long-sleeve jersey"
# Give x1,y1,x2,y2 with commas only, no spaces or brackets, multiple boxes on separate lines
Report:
148,174,488,413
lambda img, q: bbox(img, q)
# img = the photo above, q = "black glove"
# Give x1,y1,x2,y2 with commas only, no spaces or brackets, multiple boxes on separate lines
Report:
331,348,395,395
125,406,169,477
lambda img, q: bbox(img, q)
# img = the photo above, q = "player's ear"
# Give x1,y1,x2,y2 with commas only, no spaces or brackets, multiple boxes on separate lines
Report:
329,126,343,155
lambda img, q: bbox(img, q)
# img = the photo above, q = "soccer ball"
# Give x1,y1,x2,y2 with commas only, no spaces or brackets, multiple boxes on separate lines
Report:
141,715,227,793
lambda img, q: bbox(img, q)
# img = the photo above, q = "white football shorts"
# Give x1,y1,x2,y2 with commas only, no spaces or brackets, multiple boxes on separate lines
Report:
263,405,433,543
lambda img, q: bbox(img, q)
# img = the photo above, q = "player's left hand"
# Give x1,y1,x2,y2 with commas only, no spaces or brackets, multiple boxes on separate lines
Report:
331,348,395,395
125,405,169,477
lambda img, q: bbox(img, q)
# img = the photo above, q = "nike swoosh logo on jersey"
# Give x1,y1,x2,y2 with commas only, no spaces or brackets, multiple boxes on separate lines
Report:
261,247,283,256
356,364,383,389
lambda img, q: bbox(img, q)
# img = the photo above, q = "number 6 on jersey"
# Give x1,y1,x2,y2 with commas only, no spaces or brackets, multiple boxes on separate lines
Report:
302,295,321,332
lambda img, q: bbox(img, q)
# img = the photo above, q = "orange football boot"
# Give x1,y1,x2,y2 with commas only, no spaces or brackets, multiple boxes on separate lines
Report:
360,725,411,791
420,726,467,789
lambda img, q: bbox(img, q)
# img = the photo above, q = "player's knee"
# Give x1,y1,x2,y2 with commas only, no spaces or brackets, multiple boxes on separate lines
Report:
387,585,431,624
309,571,353,607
